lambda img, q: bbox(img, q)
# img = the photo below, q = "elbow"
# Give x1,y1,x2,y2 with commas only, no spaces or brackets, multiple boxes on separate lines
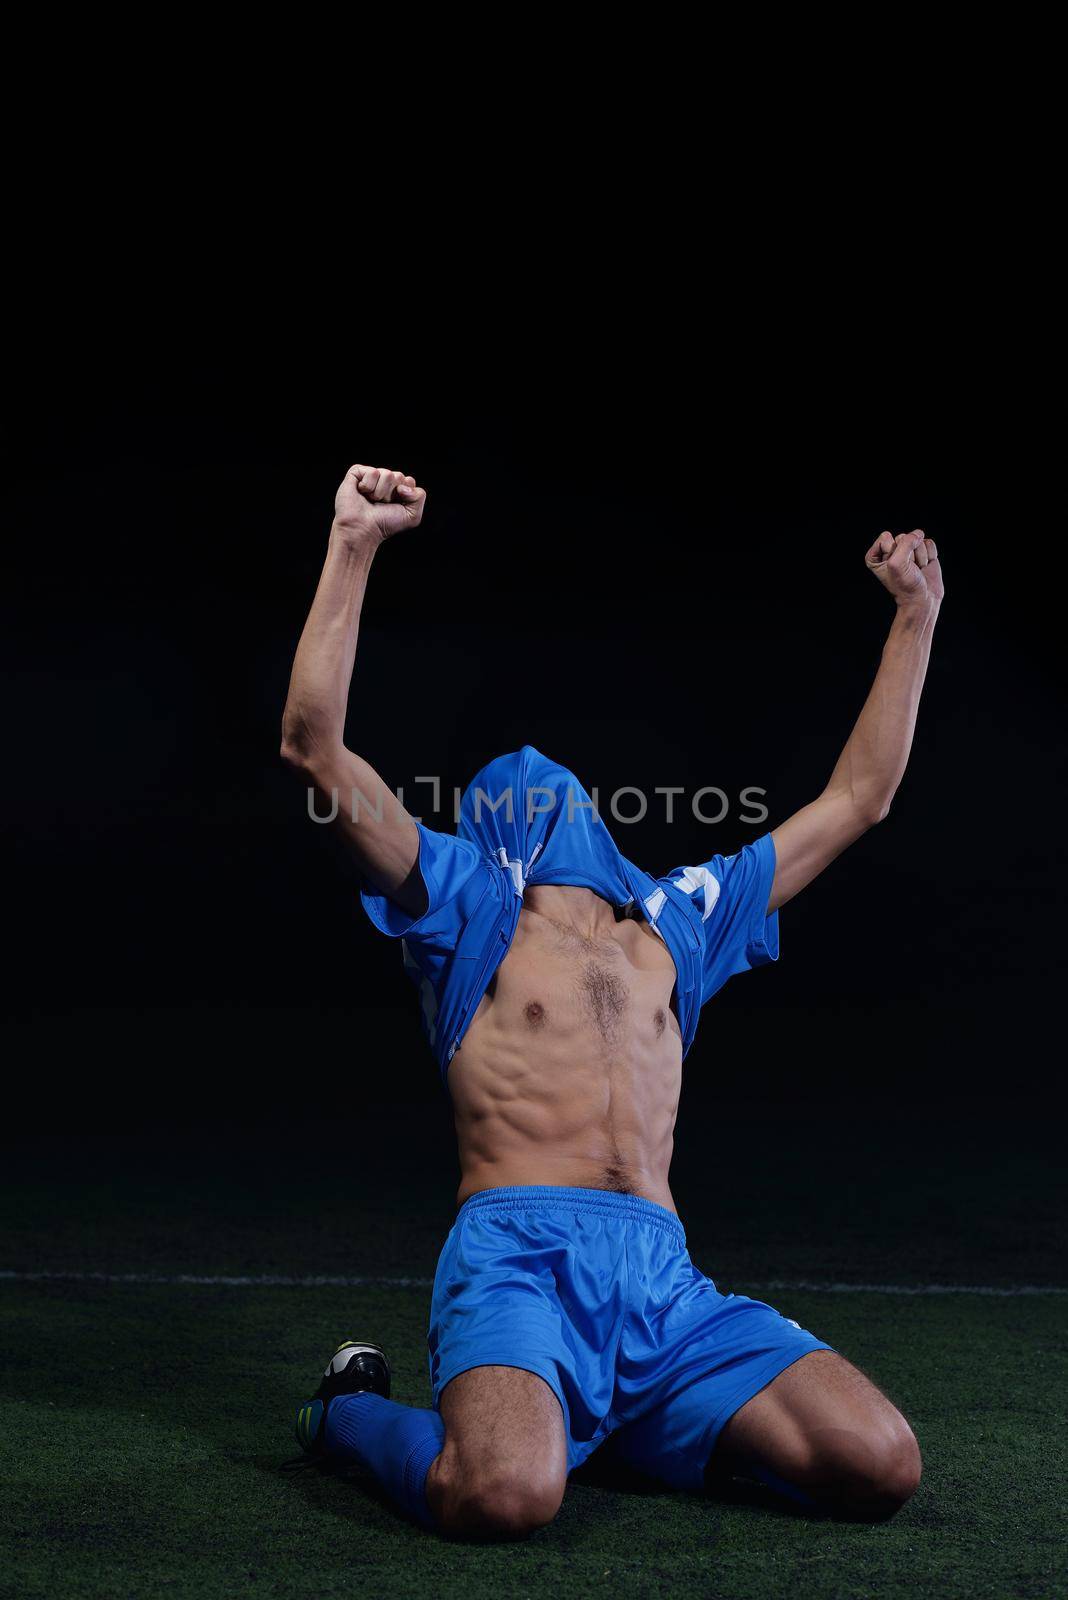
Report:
279,736,309,775
843,779,894,829
279,719,341,786
279,717,319,778
861,794,894,827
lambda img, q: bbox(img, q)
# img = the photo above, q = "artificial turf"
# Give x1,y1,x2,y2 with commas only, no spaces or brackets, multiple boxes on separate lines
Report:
2,1099,1065,1599
1,1281,1064,1599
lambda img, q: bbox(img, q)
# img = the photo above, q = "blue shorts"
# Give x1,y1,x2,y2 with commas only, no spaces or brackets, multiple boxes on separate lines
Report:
427,1185,836,1492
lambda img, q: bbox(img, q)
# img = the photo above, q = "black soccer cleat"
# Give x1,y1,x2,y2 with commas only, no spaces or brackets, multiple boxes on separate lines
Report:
294,1340,392,1455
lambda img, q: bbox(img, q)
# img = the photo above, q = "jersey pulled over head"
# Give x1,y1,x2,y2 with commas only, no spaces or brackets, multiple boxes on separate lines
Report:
360,744,780,1081
457,745,636,905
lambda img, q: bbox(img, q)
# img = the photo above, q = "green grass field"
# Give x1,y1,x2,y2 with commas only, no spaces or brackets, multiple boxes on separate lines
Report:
2,1099,1065,1599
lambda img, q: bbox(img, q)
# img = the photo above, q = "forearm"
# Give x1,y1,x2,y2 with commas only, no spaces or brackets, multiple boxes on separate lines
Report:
281,525,378,771
769,528,942,912
825,597,940,822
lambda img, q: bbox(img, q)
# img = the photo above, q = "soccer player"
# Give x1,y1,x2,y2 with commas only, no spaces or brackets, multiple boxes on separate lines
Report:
281,464,941,1538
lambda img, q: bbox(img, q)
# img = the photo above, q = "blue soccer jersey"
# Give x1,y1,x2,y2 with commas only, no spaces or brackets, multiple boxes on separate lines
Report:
360,746,778,1081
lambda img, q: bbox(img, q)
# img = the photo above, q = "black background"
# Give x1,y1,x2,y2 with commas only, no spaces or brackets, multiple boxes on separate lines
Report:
3,331,1063,1240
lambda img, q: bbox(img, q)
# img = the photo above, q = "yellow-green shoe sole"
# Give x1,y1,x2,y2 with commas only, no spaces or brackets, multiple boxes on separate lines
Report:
294,1397,325,1454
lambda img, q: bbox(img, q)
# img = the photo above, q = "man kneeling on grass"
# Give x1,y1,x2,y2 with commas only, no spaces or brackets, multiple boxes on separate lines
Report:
281,462,940,1538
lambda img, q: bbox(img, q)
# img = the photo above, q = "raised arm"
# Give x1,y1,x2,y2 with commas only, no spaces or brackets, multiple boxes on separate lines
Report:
767,529,943,912
280,464,429,916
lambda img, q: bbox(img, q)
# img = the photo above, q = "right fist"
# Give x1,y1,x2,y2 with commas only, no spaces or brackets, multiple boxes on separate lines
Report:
333,463,427,544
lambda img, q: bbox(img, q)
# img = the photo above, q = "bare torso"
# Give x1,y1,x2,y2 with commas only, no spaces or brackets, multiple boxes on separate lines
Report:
448,883,683,1212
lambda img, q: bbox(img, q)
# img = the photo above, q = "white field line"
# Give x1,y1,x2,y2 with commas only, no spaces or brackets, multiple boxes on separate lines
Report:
760,1280,1068,1296
0,1270,1065,1296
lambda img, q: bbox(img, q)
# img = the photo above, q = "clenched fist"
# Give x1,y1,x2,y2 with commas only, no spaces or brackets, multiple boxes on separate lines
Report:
333,463,427,546
865,529,943,609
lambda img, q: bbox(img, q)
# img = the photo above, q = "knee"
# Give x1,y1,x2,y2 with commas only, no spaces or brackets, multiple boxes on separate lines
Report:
464,1474,563,1539
433,1458,564,1540
876,1424,923,1512
820,1420,922,1519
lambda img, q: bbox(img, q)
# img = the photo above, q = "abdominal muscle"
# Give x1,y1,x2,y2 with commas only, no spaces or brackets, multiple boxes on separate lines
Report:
446,887,684,1213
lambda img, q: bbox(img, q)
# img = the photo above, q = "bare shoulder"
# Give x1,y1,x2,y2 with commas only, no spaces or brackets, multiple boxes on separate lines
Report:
619,912,677,972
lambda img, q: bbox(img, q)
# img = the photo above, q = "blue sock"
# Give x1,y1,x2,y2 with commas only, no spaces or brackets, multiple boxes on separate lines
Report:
325,1393,445,1529
751,1461,822,1511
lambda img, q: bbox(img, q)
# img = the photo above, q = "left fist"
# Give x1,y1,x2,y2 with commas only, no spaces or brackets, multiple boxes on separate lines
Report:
865,529,943,608
333,463,426,546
